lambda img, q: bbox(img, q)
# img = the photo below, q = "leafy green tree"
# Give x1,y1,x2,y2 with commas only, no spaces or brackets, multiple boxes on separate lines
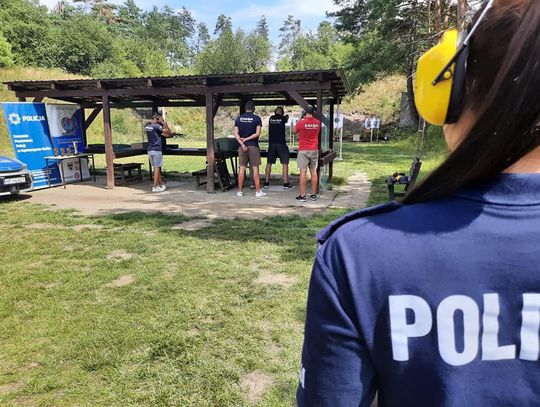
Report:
116,0,143,36
73,0,118,24
278,16,302,55
0,33,14,68
245,16,272,72
143,6,195,68
195,22,211,54
53,0,78,17
0,0,58,68
55,14,115,74
73,0,119,24
277,19,351,71
196,28,249,74
214,14,232,35
196,14,276,74
331,0,440,124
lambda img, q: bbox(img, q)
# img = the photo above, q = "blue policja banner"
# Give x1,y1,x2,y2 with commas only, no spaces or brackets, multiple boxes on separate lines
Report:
1,102,62,188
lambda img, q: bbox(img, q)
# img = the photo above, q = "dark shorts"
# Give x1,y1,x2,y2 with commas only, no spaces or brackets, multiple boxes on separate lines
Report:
239,146,261,167
267,143,290,165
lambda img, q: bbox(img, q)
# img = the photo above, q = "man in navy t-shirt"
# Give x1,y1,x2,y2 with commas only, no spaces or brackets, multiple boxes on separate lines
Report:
145,113,171,193
264,106,293,190
234,101,266,197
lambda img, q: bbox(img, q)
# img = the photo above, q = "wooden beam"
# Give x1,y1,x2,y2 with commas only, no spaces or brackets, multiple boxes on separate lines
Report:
102,96,115,189
52,97,85,104
84,108,102,130
228,93,248,102
75,97,321,110
13,82,333,99
286,90,330,127
205,90,215,193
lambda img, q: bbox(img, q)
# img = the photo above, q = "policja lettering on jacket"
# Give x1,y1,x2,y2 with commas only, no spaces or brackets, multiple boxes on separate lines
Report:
389,293,540,366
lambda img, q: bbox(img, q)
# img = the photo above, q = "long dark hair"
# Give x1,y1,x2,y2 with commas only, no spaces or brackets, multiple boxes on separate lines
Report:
404,0,540,204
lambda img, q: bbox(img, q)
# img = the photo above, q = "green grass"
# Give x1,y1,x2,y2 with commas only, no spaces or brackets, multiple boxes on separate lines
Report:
0,204,347,406
332,128,447,205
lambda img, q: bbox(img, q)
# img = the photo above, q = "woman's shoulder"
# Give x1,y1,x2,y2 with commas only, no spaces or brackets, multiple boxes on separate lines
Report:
318,202,402,245
319,197,473,250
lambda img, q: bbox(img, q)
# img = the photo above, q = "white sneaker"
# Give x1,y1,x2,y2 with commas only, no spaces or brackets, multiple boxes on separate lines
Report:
152,185,164,193
160,184,167,191
255,190,267,198
237,191,244,197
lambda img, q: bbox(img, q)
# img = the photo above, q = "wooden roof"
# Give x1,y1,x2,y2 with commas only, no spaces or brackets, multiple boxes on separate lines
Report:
5,70,350,108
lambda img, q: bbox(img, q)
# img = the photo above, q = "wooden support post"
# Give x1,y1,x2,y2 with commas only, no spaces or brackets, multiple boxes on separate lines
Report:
80,108,87,147
33,97,44,103
435,0,442,32
329,101,335,151
316,90,323,150
316,89,323,194
457,0,467,31
329,102,335,181
205,90,215,193
102,95,115,189
18,98,26,102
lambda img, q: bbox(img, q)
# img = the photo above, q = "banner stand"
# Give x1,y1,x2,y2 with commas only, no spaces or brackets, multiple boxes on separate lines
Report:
1,102,62,188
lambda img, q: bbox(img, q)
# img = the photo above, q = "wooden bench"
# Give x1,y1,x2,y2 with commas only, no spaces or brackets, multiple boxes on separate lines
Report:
192,169,208,189
114,162,143,185
192,158,236,191
192,138,239,192
386,157,422,201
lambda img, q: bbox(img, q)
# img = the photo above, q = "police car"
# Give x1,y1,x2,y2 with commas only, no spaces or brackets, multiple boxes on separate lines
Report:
0,155,33,196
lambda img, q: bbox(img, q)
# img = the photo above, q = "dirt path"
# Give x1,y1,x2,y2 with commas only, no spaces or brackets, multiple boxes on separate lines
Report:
15,173,371,219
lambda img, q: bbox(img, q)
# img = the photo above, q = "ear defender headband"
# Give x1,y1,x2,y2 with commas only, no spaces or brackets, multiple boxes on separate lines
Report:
414,0,495,126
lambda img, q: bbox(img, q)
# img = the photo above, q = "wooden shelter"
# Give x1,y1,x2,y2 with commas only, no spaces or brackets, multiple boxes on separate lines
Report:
5,70,349,192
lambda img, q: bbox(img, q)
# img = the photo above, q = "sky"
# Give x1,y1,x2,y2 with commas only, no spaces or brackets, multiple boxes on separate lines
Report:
38,0,340,45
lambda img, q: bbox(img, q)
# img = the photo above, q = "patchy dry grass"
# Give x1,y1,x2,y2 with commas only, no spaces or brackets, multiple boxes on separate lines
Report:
0,201,349,406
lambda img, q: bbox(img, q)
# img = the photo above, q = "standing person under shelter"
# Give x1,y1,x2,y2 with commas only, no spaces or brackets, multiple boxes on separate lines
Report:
264,106,293,190
145,113,171,193
234,101,266,197
297,1,540,406
293,105,320,202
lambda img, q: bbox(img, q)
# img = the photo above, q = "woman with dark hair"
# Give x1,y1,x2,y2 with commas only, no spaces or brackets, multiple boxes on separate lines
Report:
297,1,540,406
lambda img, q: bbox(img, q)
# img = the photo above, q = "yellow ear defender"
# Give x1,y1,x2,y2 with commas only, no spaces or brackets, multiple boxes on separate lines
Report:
414,0,495,126
415,30,463,126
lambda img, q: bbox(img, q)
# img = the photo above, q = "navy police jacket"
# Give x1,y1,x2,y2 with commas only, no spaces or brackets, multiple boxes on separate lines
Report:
297,174,540,406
